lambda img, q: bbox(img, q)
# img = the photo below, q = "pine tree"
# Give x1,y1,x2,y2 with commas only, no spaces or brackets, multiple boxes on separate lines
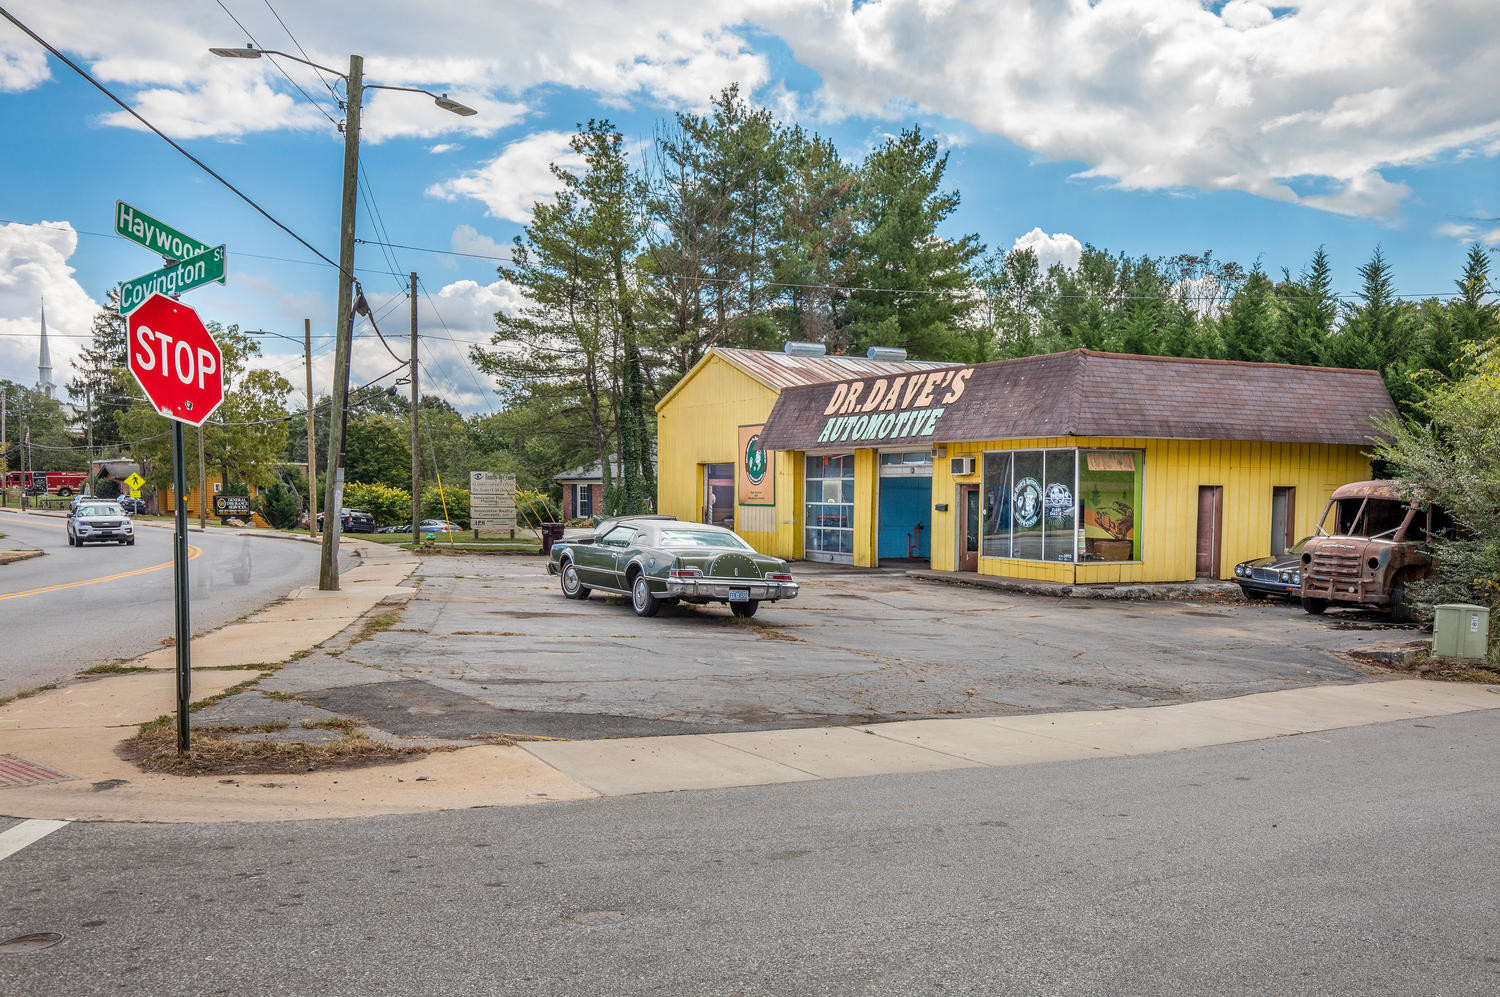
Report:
66,288,134,450
1269,247,1337,366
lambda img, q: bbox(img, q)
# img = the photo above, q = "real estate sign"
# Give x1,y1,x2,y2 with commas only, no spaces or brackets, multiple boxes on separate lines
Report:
469,471,517,533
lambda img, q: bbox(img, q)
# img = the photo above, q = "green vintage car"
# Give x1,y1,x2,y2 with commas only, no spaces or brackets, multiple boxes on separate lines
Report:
547,517,798,618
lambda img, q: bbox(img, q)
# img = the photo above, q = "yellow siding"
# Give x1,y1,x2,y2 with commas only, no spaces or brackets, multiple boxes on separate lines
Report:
655,354,803,559
853,448,878,568
934,437,1371,583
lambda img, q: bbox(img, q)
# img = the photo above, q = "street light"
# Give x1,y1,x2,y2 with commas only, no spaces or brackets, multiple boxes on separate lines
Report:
212,43,475,589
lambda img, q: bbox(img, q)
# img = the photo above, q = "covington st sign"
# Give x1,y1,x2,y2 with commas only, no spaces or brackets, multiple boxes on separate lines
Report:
118,244,227,315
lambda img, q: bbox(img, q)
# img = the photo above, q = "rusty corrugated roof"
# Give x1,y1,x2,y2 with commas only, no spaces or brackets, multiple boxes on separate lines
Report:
758,349,1399,450
715,347,954,390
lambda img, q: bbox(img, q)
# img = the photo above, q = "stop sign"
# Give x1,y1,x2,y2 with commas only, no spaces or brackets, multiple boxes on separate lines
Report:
127,293,224,426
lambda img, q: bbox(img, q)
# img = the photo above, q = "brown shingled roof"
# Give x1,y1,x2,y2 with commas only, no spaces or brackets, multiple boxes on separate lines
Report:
757,349,1397,450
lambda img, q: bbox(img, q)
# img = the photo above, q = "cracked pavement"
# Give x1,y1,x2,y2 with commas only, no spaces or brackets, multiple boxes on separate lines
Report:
230,554,1409,742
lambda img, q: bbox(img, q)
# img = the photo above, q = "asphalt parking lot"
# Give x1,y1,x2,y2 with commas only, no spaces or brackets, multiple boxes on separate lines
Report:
260,555,1409,742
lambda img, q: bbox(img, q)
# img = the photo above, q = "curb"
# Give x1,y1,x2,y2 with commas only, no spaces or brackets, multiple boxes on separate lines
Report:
906,568,1240,601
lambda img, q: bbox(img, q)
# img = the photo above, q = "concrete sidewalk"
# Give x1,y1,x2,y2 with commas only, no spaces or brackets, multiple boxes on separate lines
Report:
0,534,1495,823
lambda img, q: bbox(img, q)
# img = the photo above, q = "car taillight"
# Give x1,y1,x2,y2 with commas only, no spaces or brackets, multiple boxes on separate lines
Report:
669,568,703,579
766,572,794,582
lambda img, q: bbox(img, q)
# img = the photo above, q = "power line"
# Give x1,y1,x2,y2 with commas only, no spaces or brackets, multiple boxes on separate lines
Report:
260,0,341,104
0,6,341,273
212,0,338,126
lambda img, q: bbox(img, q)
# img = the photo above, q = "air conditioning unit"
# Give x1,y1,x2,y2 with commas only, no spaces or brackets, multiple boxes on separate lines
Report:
949,456,975,476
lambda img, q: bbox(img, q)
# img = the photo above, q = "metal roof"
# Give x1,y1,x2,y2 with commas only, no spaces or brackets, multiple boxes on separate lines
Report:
714,347,954,391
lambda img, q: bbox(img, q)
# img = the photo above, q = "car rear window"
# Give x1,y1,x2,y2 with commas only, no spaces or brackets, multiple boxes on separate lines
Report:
658,529,749,549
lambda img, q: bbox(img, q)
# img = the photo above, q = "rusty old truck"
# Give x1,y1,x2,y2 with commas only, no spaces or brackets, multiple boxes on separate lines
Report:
1299,480,1448,620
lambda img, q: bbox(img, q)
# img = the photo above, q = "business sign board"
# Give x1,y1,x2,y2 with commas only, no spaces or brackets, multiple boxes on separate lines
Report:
469,471,517,532
212,494,251,518
737,424,775,506
119,245,227,315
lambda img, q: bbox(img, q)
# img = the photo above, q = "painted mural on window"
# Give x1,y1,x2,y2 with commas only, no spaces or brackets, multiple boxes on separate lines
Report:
980,448,1140,563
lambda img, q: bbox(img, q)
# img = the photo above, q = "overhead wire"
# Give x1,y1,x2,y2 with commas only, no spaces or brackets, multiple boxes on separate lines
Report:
0,6,340,273
212,0,338,126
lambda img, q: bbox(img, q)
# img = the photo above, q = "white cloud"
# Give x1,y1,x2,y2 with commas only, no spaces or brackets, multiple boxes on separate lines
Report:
425,131,584,224
0,221,103,393
451,225,508,261
0,39,48,92
1435,220,1500,246
755,0,1500,219
1011,227,1082,272
428,143,460,155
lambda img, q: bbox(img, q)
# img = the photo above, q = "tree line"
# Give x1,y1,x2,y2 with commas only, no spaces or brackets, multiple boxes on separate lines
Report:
478,86,1500,514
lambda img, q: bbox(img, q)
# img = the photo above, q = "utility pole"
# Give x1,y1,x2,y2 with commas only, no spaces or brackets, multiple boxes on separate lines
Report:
305,317,317,539
410,271,420,539
1,386,8,477
318,52,362,591
84,382,92,495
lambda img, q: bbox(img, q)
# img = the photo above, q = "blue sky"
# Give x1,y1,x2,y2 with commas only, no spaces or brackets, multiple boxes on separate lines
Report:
1,0,1496,413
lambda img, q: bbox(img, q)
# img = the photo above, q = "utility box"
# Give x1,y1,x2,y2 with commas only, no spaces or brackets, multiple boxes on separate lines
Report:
1432,603,1490,660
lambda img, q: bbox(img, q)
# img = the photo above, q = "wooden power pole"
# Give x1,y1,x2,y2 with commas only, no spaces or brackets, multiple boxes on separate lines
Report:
410,272,420,539
305,317,317,539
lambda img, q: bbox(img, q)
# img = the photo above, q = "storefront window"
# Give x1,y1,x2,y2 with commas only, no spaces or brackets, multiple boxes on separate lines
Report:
805,454,855,563
1079,450,1143,562
980,447,1140,563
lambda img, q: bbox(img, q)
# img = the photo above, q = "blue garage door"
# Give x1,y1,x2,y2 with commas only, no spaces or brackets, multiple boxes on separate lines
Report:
878,475,931,560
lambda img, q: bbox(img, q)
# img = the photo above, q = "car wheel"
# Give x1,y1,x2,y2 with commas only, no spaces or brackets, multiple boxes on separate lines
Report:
560,560,591,600
1300,596,1328,615
730,600,759,619
67,532,75,547
630,573,661,617
127,538,135,546
1240,586,1267,601
57,486,72,497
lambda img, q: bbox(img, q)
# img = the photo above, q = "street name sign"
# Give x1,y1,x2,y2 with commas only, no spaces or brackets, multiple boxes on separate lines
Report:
470,471,517,532
115,200,210,263
126,294,225,426
119,245,227,315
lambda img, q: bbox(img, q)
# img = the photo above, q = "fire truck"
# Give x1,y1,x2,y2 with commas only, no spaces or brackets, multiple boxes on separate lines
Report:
4,470,90,496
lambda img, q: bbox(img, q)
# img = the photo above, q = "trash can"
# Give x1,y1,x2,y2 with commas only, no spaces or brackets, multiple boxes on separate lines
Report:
540,522,565,555
1433,603,1490,660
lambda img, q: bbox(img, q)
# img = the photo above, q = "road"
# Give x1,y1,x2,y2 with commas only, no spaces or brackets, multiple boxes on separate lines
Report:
0,711,1495,995
0,511,324,697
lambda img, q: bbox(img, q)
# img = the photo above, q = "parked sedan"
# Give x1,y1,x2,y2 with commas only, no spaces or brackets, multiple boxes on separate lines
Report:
1233,538,1309,600
117,495,147,515
419,519,463,533
316,508,376,533
548,519,797,618
67,501,135,547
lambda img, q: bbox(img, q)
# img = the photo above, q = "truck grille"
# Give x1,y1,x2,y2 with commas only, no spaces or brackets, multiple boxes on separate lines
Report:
1307,550,1361,587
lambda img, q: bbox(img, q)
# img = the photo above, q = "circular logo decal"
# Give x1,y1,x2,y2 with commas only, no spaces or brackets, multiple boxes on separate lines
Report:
1044,482,1073,523
744,433,767,485
1013,476,1042,529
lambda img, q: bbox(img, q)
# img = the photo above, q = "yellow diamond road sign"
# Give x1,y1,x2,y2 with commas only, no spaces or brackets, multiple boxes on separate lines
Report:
124,472,145,492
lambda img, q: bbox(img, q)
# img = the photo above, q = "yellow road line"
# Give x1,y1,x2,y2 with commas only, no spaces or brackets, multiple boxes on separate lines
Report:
0,514,66,529
0,544,203,602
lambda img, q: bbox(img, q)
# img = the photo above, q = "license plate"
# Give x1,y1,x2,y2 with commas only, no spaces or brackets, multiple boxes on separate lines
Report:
728,588,750,602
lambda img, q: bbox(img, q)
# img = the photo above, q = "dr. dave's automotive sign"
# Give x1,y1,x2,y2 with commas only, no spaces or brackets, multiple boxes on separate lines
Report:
810,367,973,445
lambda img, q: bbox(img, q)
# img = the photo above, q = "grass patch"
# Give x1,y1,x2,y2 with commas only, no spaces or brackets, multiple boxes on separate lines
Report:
199,661,284,672
79,663,153,676
348,609,403,646
0,683,57,709
261,690,304,702
300,717,362,732
119,724,427,775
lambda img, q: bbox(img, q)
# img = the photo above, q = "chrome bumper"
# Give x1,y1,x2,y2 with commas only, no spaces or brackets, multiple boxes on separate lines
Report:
664,577,798,601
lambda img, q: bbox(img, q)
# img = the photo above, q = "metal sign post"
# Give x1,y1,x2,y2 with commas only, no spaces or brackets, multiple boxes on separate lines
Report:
171,421,191,752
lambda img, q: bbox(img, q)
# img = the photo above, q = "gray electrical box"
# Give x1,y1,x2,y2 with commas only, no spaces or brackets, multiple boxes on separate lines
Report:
1432,603,1490,661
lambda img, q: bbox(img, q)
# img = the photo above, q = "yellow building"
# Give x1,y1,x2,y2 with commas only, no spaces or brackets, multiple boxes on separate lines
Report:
660,347,1397,583
655,346,953,559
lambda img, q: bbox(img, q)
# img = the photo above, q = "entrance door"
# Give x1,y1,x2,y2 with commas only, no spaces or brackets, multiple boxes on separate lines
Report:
1271,486,1295,556
703,464,734,528
958,485,980,572
1196,485,1223,578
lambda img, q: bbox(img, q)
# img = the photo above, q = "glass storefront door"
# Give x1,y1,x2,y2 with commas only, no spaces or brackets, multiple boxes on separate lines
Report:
804,454,854,563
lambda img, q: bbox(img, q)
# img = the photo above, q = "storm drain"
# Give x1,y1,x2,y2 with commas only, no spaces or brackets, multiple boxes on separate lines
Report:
0,754,72,788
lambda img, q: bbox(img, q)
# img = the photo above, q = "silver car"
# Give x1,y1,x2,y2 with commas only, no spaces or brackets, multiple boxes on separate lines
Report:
67,501,135,547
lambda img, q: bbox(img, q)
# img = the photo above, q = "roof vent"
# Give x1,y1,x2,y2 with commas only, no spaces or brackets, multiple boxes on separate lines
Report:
866,346,908,362
784,341,827,357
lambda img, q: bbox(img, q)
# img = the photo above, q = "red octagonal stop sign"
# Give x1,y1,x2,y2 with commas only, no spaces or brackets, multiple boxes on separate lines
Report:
127,293,224,426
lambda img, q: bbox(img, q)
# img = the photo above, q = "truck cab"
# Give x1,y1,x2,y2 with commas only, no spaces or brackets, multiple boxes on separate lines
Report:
1299,480,1448,620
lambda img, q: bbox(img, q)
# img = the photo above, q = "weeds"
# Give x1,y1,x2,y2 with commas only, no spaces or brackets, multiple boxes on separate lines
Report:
0,683,56,709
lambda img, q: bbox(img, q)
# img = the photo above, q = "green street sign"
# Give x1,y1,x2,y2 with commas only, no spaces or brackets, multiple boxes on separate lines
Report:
119,245,227,314
115,200,210,262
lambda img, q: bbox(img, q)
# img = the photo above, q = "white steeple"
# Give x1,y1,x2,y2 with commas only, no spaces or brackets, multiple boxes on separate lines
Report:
37,299,54,399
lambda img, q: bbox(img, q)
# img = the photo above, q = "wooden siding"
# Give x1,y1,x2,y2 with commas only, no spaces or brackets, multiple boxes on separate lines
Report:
930,437,1372,583
655,353,802,559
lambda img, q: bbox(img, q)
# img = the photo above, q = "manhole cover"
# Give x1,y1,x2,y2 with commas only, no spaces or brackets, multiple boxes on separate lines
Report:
0,754,71,788
567,910,631,926
0,932,63,954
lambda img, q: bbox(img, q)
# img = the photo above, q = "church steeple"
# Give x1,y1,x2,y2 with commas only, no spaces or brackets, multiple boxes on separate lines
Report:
37,299,54,399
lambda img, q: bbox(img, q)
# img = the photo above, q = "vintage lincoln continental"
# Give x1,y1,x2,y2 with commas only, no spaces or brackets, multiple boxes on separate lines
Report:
547,517,798,618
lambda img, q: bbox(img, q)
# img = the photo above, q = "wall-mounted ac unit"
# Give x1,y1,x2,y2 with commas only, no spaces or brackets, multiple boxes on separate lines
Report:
949,456,975,476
